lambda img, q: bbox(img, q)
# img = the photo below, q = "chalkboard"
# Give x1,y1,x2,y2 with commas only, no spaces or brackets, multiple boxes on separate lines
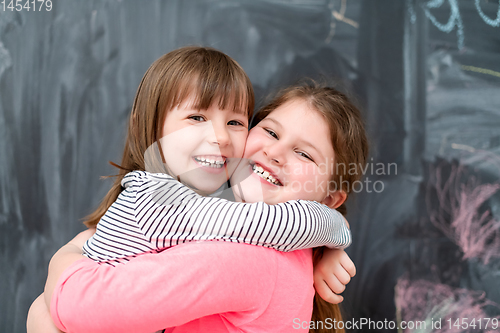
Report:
1,0,499,332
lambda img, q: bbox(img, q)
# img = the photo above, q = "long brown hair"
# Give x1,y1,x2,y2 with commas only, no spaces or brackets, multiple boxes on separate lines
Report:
255,82,369,333
84,46,254,227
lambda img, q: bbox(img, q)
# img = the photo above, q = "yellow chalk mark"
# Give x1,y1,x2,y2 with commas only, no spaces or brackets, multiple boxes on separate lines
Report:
461,65,500,79
333,11,359,28
325,0,359,43
451,143,476,153
333,0,359,29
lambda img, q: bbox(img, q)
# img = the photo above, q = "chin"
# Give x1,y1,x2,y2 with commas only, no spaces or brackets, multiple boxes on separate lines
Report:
242,193,263,204
188,169,228,188
195,183,225,195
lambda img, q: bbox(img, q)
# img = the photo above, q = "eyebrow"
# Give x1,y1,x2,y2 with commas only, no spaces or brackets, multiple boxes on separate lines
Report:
261,117,282,129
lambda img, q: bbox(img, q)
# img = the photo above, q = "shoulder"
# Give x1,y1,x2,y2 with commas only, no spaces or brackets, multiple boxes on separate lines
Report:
121,171,184,200
121,171,175,187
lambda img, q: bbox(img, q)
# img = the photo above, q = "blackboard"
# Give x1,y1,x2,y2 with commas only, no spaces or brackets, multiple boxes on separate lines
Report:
1,0,499,331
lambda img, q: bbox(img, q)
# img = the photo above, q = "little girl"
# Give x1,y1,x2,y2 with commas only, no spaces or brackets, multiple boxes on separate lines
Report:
77,46,351,267
42,81,368,333
28,47,359,331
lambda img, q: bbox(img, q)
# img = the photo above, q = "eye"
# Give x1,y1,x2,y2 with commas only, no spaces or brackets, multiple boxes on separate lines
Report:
297,151,314,162
228,120,246,127
189,115,206,122
264,128,278,139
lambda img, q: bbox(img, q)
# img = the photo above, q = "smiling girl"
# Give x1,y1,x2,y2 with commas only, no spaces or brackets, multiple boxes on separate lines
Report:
76,48,352,266
232,97,345,207
27,47,359,333
34,82,367,333
232,83,369,332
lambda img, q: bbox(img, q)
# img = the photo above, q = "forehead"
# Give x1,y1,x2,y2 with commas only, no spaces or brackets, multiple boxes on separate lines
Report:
265,99,320,128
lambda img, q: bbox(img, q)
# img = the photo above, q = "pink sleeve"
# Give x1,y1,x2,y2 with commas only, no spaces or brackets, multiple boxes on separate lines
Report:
51,242,278,333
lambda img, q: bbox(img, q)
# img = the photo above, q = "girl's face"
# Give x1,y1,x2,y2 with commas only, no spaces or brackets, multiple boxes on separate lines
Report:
231,99,344,207
161,95,249,195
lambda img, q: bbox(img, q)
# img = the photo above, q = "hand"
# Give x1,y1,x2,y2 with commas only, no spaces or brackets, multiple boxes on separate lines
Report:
313,248,356,304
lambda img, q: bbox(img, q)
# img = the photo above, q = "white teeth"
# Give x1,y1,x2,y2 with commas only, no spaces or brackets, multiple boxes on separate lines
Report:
194,156,226,168
252,164,281,185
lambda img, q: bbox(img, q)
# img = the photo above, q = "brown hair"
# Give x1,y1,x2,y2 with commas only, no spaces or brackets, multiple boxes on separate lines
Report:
255,82,369,333
84,46,254,228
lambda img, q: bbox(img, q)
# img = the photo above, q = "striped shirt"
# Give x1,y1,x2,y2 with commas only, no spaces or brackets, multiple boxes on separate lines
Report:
83,171,351,265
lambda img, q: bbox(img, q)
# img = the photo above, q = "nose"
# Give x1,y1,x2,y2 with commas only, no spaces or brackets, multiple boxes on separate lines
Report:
263,141,285,165
210,122,230,148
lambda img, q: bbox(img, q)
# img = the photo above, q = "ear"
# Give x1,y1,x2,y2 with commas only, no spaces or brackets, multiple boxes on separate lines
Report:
320,190,347,209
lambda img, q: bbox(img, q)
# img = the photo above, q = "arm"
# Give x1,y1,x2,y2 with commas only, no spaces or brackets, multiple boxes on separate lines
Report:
133,171,352,251
85,171,351,262
45,229,95,308
50,242,278,333
313,248,356,304
27,294,63,333
27,231,94,333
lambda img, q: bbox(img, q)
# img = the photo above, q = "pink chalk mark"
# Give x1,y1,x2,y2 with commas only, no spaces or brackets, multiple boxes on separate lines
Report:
428,162,500,265
395,275,500,333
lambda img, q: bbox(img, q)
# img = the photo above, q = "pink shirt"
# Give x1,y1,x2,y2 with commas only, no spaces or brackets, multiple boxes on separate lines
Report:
51,241,314,332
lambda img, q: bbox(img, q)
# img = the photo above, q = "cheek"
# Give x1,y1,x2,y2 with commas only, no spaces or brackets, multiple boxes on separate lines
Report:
243,131,266,158
162,129,207,165
290,168,329,198
288,162,317,178
231,131,248,158
161,114,184,138
244,127,273,158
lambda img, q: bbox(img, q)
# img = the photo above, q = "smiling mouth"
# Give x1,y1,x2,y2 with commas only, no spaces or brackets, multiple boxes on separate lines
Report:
251,163,283,186
194,155,226,169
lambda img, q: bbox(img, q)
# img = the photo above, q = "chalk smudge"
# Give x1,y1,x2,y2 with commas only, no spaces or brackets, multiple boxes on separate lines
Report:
428,162,500,265
395,275,500,333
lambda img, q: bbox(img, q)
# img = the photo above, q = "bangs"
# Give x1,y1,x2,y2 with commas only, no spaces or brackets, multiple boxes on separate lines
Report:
174,74,251,117
167,52,254,119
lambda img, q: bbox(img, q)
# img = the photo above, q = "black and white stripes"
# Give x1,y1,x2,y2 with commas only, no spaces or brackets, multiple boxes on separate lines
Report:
83,171,351,265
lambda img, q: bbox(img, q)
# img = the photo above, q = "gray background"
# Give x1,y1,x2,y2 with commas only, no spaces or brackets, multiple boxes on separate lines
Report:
1,0,500,332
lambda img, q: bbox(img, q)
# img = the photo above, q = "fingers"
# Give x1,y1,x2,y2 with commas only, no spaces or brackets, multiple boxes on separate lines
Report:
340,253,356,277
313,248,357,304
323,274,346,294
332,268,352,286
314,267,348,304
314,280,344,304
328,253,354,285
